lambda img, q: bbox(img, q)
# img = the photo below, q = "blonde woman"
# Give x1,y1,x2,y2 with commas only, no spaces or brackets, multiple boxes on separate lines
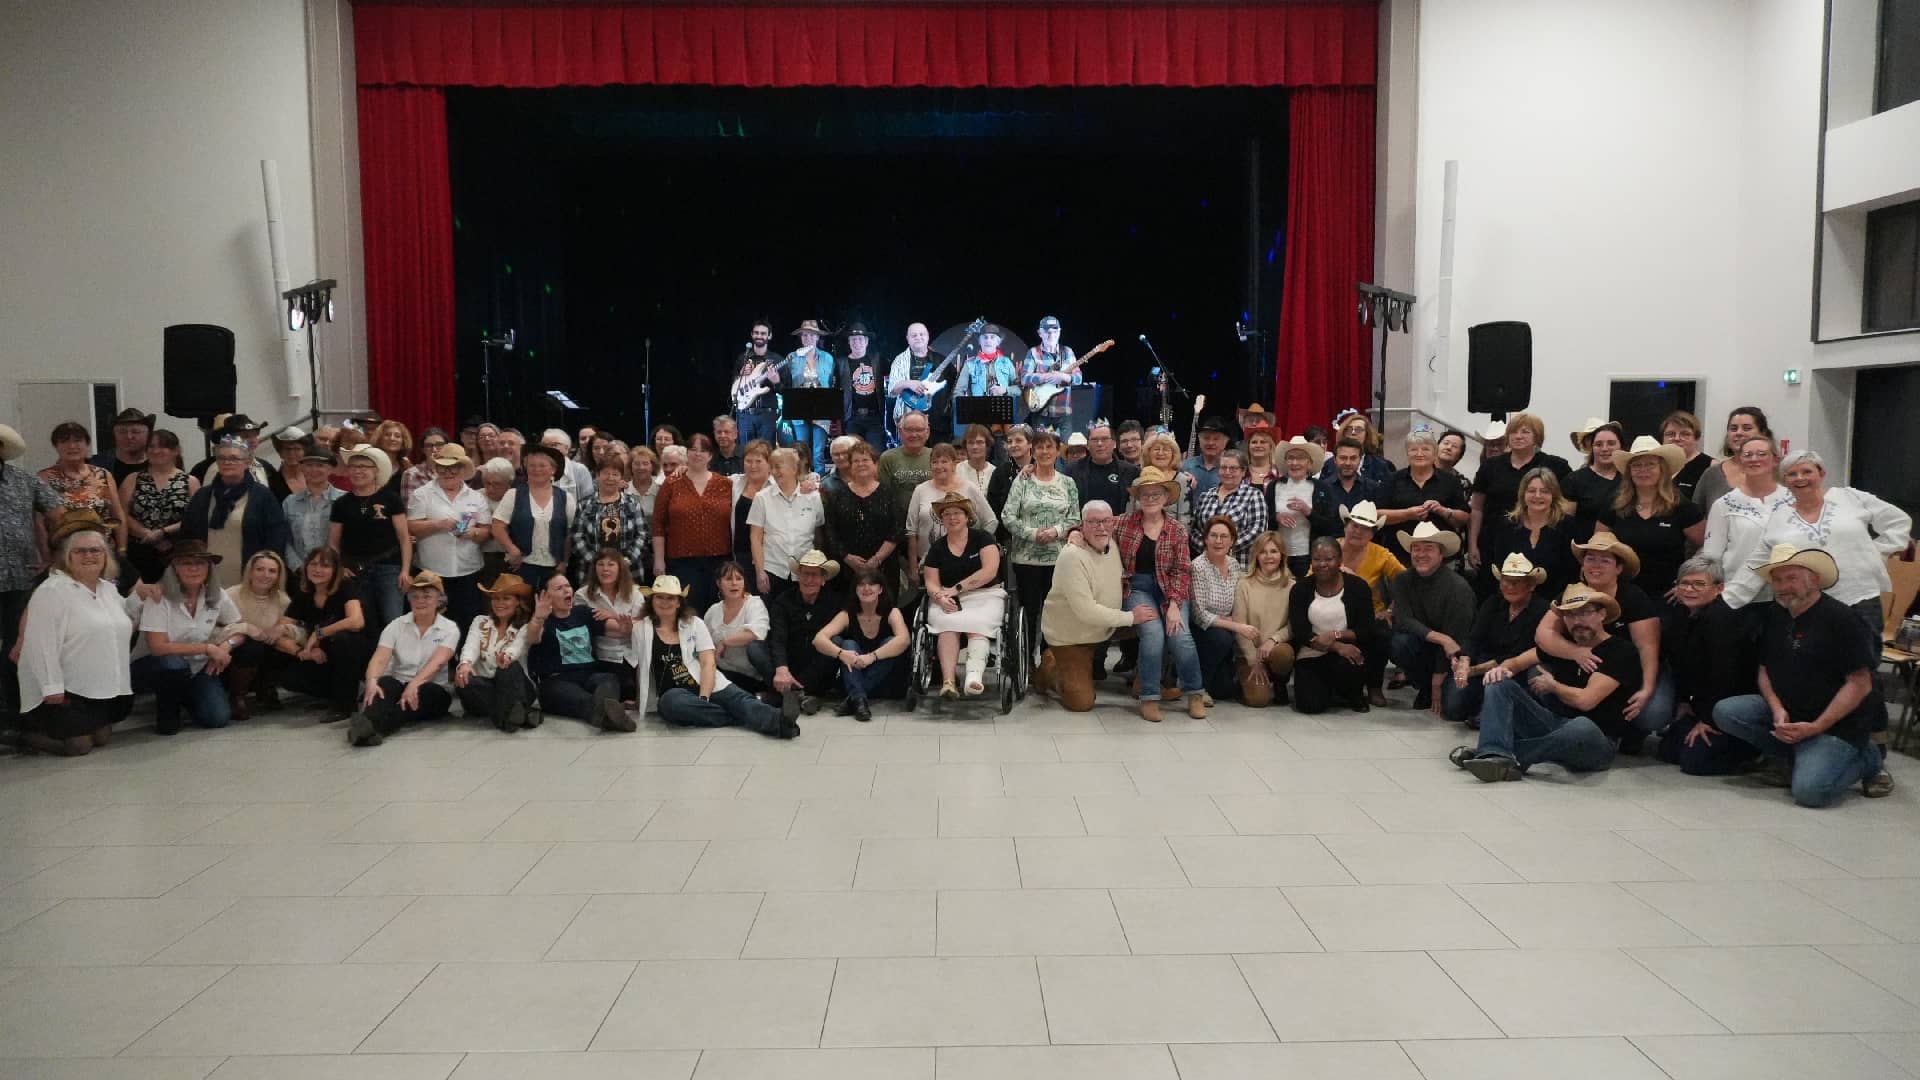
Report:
749,446,825,599
1482,467,1581,598
1139,432,1197,532
221,549,294,720
14,514,134,755
1231,531,1296,707
1466,411,1571,573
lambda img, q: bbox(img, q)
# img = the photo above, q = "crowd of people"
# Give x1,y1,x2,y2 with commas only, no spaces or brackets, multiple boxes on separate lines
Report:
0,399,1909,808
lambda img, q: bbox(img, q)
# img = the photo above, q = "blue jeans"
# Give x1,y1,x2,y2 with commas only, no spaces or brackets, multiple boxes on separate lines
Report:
1636,666,1676,735
361,561,404,627
835,634,899,703
1128,572,1202,700
736,409,778,448
666,556,722,614
1475,678,1616,774
131,655,231,732
844,413,887,453
1193,625,1241,702
783,420,833,473
659,683,784,735
1712,694,1884,808
1443,671,1486,724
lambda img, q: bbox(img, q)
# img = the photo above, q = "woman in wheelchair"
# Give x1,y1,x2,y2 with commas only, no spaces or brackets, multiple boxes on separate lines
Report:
810,567,910,722
921,491,1008,698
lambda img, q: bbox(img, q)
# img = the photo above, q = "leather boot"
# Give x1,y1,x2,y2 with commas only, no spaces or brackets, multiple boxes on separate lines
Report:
224,666,257,723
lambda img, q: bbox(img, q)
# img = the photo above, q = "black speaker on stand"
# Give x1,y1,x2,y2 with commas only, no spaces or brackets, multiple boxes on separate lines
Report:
1466,321,1533,418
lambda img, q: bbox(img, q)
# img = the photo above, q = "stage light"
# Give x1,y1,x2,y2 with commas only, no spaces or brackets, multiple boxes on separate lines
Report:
288,302,305,331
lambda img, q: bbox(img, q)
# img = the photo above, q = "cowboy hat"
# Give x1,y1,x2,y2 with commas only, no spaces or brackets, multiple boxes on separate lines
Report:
790,319,825,337
1615,435,1685,474
164,539,222,565
478,576,533,601
1236,404,1276,436
1493,553,1548,585
1279,435,1326,474
788,549,841,580
1129,466,1183,500
928,491,977,524
1065,431,1088,447
1397,521,1463,558
844,321,871,338
640,574,693,597
271,425,310,446
521,443,567,474
219,413,263,435
343,446,395,490
1752,542,1839,589
1570,530,1641,579
1340,500,1384,530
1552,583,1621,622
48,509,111,546
1197,415,1231,436
1568,417,1613,451
404,570,446,594
299,445,337,467
1481,419,1508,442
0,423,24,463
429,442,475,477
109,407,156,429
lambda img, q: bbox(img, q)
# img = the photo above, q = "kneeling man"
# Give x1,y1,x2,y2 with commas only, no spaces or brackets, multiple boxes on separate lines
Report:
1033,501,1154,710
1451,584,1639,782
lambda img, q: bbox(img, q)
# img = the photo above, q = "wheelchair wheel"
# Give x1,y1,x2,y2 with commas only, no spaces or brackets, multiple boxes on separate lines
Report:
903,614,933,711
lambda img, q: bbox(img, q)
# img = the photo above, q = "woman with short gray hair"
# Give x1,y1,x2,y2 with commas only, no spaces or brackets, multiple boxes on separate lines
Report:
1724,449,1911,629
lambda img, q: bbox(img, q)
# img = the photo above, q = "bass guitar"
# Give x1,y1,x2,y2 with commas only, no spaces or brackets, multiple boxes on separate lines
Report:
894,316,987,416
1023,339,1114,412
731,357,780,413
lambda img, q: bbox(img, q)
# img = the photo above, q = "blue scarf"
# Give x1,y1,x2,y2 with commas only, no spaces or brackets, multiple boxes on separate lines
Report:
207,475,252,530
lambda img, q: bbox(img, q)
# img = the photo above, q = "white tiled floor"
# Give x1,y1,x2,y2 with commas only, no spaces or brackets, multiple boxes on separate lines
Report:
2,686,1918,1078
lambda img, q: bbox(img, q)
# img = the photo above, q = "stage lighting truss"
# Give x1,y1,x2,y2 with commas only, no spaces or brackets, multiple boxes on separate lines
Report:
283,279,338,333
1356,283,1415,334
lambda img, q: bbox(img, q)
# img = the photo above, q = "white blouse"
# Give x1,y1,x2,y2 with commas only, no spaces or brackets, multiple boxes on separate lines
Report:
409,482,491,578
459,616,529,679
583,584,647,663
1297,591,1350,660
1724,486,1914,609
131,590,245,673
748,484,826,581
1700,485,1794,589
1272,478,1317,556
377,614,461,687
958,460,995,492
704,595,770,676
19,572,135,703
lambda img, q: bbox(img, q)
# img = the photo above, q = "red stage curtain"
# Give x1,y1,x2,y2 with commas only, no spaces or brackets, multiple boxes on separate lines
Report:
358,86,456,433
355,4,1377,90
1275,86,1375,436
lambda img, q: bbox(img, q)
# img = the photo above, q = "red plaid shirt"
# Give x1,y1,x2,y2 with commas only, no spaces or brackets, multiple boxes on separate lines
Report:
1114,510,1192,608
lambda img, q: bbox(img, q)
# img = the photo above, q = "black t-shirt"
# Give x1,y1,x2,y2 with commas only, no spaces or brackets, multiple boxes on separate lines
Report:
1608,581,1659,634
1663,597,1759,715
90,452,146,488
330,490,405,567
1377,467,1468,558
1467,593,1547,664
1134,533,1158,576
1541,633,1642,739
1562,467,1623,527
288,579,363,634
1472,452,1572,529
1760,594,1878,740
1599,502,1705,595
925,527,999,589
650,637,700,692
528,603,599,676
711,452,743,477
844,354,885,414
1673,453,1713,502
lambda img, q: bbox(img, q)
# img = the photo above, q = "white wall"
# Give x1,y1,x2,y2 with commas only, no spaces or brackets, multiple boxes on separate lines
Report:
0,0,318,469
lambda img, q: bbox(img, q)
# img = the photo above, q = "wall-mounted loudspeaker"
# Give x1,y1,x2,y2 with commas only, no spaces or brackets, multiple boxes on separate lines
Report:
1466,321,1532,416
162,324,237,420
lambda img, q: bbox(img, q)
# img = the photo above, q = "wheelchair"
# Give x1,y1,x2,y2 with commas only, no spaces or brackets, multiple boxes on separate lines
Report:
902,546,1029,715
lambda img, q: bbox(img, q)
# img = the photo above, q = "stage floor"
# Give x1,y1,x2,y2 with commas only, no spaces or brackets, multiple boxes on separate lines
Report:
1,677,1918,1078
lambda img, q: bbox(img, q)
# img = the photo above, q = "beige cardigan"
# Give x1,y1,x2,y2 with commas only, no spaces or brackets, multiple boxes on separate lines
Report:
1040,540,1134,646
1230,570,1293,665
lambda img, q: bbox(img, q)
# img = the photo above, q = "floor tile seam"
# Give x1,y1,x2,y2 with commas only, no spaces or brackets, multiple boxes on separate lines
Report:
1621,878,1895,947
665,839,714,894
337,893,430,965
1417,948,1513,1040
1608,828,1722,881
1224,952,1284,1044
1614,945,1737,1035
1437,882,1597,951
1810,943,1920,1009
579,956,645,1053
732,891,770,961
1269,884,1331,955
105,962,240,1057
814,957,840,1049
0,845,86,891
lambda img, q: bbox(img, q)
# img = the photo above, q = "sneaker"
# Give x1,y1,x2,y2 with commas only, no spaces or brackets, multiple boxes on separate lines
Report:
1864,769,1894,798
1449,745,1479,770
1462,754,1522,783
347,712,382,747
1139,700,1162,723
782,689,803,723
853,699,873,723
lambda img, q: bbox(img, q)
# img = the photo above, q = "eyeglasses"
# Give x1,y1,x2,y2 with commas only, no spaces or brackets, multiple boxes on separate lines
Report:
1674,579,1712,590
69,546,108,556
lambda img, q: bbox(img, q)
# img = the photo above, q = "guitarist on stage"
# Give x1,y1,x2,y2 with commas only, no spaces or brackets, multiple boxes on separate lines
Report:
730,319,783,447
958,323,1018,401
887,321,950,442
1020,315,1081,432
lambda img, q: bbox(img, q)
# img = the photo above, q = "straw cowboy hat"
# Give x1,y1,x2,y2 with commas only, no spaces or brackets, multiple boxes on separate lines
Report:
1279,435,1327,474
1493,553,1548,585
404,570,446,594
790,319,825,337
1397,521,1463,558
640,574,693,597
478,576,533,601
1481,419,1508,442
0,423,25,463
343,445,395,489
429,442,476,479
1568,417,1613,451
927,491,977,525
1236,404,1276,436
1751,542,1839,589
789,549,842,580
1551,583,1621,622
163,539,222,565
1340,500,1385,530
1570,530,1642,579
1614,435,1685,474
1129,466,1184,500
48,509,111,546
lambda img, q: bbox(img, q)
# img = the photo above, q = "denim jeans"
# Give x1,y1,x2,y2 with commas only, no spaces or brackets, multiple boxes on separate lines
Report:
1442,672,1485,724
537,668,619,722
1635,666,1676,735
131,655,232,732
361,561,404,627
1475,678,1616,774
1389,630,1447,699
835,635,899,703
1192,625,1241,702
736,409,778,448
659,683,784,735
1712,694,1884,808
1127,572,1202,700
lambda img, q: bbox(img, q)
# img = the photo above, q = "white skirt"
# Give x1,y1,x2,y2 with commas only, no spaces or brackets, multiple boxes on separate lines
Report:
927,586,1007,637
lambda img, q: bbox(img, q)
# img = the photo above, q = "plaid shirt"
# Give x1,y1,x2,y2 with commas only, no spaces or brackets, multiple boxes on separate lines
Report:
1191,482,1268,563
571,490,650,581
1188,554,1243,630
1115,510,1192,608
1020,346,1079,419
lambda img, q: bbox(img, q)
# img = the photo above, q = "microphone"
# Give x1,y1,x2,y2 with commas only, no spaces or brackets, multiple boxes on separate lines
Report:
1138,334,1162,363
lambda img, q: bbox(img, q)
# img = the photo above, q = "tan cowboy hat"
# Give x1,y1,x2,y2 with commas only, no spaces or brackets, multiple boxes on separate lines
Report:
0,423,25,462
478,575,533,601
1493,553,1548,585
1280,435,1326,474
790,319,825,337
640,574,693,597
404,570,446,594
928,491,977,524
1570,530,1641,579
429,442,475,478
1340,500,1384,530
1480,419,1508,442
1552,583,1621,622
1397,521,1463,558
344,445,395,489
788,549,842,580
1752,542,1839,589
1129,466,1183,500
1568,417,1613,451
1236,404,1276,437
1615,435,1684,474
48,509,111,546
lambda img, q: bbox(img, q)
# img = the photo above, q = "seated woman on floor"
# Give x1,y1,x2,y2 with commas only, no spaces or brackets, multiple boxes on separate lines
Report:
347,571,461,747
1289,535,1388,715
454,575,538,732
12,512,133,756
633,573,798,738
811,565,910,723
276,546,373,721
129,540,250,734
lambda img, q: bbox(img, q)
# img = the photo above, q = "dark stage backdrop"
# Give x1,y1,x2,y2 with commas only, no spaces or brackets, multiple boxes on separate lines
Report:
447,85,1286,440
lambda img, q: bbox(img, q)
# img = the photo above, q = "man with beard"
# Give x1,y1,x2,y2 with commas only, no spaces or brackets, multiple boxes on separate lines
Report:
840,322,888,451
1021,315,1081,430
730,319,783,447
1310,439,1377,539
888,321,950,443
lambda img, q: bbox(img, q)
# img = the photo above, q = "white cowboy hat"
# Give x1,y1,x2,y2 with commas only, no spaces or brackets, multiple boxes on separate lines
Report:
0,423,25,463
1752,542,1839,589
1480,419,1508,442
343,445,395,489
789,549,842,580
1615,435,1685,474
1279,435,1326,474
1340,500,1384,530
1493,553,1548,585
1397,521,1462,558
641,574,693,597
1569,417,1614,451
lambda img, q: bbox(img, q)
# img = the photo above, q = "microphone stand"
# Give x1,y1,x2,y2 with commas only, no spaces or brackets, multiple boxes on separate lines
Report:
641,337,652,443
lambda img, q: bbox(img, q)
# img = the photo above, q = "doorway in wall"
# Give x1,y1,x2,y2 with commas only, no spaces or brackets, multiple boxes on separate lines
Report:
1608,379,1698,443
1851,364,1920,519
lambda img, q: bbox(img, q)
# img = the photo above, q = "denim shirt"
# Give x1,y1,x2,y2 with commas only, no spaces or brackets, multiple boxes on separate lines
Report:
283,486,342,570
786,348,836,389
959,354,1018,398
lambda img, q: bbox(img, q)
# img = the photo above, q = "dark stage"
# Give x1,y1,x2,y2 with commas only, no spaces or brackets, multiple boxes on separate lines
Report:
448,85,1289,441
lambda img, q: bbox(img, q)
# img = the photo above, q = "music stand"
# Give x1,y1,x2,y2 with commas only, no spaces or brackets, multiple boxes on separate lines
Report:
954,395,1015,429
782,388,843,470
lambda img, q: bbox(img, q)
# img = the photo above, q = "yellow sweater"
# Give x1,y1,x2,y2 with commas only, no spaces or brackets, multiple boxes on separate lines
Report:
1230,571,1294,666
1344,543,1404,617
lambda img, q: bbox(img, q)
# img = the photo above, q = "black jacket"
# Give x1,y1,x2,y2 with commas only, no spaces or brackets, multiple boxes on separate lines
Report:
1289,572,1385,652
177,476,290,565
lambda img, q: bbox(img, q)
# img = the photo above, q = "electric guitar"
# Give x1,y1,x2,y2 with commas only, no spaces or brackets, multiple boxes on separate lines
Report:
894,316,987,416
731,357,780,412
1023,339,1114,411
1185,393,1209,460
